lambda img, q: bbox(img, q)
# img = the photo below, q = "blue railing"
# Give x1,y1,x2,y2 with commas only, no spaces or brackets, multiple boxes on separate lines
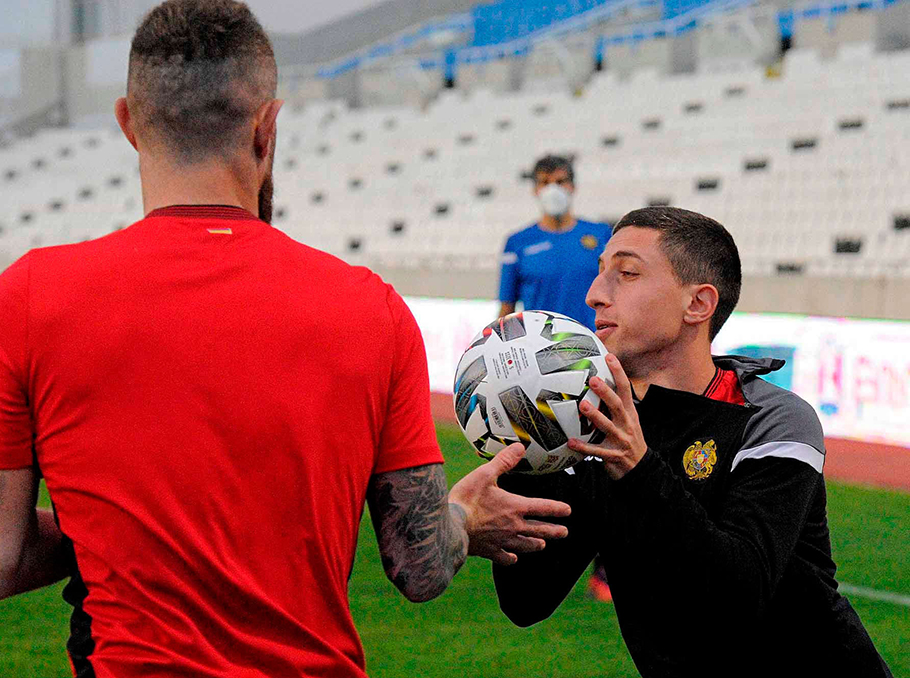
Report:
778,0,897,40
316,13,473,79
315,0,905,80
468,0,720,46
423,0,751,73
317,0,656,78
471,0,620,46
663,0,715,18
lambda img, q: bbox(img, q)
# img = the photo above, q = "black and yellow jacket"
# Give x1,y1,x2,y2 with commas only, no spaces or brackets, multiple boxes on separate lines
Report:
494,356,892,678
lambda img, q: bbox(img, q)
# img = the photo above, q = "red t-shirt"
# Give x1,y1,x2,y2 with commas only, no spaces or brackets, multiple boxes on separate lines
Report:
0,205,443,678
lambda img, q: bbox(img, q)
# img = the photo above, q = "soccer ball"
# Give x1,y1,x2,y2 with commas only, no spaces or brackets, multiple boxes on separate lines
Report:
452,310,613,474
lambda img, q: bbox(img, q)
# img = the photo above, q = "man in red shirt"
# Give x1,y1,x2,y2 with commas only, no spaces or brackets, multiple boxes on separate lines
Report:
0,2,569,676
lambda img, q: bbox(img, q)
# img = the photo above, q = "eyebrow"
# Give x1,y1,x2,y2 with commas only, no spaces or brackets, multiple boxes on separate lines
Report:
599,250,645,266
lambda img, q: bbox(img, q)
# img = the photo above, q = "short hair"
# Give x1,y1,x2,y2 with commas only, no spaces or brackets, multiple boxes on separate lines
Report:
613,207,742,340
127,0,277,164
532,155,575,184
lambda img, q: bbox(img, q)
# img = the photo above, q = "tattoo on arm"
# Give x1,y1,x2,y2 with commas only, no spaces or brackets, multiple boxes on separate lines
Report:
367,464,468,603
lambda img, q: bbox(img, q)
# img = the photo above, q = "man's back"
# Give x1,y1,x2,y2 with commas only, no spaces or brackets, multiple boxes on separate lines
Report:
0,205,441,677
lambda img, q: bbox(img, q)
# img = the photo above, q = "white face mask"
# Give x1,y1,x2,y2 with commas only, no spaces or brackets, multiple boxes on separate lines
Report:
537,183,571,217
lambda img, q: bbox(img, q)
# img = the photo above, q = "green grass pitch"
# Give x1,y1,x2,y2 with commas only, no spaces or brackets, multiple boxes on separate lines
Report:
1,423,907,677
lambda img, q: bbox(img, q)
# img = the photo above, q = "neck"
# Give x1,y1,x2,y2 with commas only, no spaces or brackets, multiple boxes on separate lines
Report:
627,333,717,400
539,212,576,232
138,151,259,216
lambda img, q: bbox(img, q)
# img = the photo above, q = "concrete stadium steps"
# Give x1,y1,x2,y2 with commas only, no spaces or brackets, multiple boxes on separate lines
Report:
1,42,909,292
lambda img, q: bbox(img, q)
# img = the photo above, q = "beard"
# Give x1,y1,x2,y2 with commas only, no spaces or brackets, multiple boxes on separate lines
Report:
258,169,274,224
257,139,276,223
610,330,679,382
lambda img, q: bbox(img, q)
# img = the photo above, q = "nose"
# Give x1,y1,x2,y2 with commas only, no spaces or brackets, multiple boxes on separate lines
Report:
585,274,610,310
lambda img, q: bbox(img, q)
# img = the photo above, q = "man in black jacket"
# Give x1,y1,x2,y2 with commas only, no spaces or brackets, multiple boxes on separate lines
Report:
493,207,892,678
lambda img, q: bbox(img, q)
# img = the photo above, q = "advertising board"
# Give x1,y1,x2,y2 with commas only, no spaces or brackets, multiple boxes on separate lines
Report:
405,296,910,449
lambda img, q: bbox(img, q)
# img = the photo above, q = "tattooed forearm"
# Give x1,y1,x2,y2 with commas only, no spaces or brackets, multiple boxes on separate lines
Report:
366,464,468,603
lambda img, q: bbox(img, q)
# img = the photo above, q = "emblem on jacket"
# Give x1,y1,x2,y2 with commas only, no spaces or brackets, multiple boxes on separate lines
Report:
683,440,717,480
580,235,599,250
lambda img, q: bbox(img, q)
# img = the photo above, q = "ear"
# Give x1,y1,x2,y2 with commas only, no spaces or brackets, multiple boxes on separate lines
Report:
253,99,284,162
115,98,138,151
683,283,719,329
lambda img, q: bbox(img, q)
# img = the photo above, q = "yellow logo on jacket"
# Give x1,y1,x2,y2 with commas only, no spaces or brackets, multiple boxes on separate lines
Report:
683,440,717,480
580,235,599,250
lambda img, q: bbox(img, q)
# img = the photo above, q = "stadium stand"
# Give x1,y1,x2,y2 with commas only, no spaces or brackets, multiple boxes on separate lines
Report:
296,51,910,279
1,43,909,280
0,0,908,318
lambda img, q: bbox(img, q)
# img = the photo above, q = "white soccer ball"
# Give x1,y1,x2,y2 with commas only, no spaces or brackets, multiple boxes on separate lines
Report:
453,310,613,474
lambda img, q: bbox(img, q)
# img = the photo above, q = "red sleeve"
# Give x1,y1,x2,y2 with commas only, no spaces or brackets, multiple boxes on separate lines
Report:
374,288,444,474
0,254,34,470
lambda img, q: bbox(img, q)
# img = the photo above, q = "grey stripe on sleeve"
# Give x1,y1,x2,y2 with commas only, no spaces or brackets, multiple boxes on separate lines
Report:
731,441,825,474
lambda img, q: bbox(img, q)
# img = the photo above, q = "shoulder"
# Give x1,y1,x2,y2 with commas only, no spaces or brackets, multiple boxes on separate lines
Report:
303,252,409,329
576,219,612,235
580,220,612,244
275,228,381,286
0,252,32,337
571,221,611,254
23,234,124,280
743,377,824,450
312,252,402,320
738,377,825,471
25,215,165,268
0,251,31,292
573,221,612,252
504,224,541,248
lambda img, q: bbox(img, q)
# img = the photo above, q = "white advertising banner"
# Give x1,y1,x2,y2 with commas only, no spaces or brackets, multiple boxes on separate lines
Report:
712,313,910,448
405,296,910,449
404,296,498,395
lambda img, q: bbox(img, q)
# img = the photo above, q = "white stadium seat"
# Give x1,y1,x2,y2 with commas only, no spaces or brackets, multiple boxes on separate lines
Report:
2,42,909,278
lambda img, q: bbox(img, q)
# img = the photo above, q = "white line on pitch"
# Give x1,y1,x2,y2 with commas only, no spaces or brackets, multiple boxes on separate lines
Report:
840,583,910,607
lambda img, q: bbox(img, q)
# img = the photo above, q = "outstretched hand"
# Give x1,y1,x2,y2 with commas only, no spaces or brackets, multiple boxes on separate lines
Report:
448,444,572,566
568,353,648,480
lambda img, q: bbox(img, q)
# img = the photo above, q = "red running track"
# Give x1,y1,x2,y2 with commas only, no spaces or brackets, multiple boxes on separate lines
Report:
431,393,910,492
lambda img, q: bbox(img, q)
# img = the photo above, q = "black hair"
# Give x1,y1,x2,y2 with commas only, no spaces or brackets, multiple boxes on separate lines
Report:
613,206,742,340
532,155,575,184
127,0,276,164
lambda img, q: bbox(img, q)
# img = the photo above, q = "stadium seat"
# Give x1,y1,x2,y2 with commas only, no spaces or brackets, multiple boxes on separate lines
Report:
1,42,908,277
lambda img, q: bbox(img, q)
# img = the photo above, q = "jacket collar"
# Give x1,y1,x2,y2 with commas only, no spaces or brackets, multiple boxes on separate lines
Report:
712,355,785,382
630,355,784,405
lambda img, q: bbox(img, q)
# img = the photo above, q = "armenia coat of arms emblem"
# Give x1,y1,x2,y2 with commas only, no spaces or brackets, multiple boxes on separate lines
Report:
682,439,718,480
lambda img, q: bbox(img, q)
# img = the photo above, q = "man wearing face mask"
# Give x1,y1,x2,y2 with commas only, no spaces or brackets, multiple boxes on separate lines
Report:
498,155,612,333
498,155,614,601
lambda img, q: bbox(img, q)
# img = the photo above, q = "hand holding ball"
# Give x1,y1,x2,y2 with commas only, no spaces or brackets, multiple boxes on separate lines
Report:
453,311,614,474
